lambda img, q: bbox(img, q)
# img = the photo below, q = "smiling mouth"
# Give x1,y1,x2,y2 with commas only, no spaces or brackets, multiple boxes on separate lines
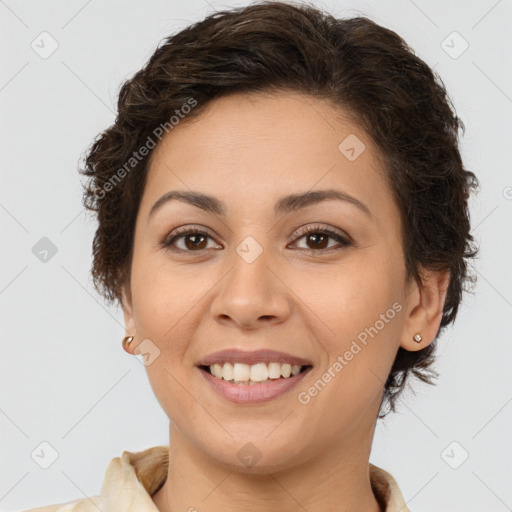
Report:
199,362,313,385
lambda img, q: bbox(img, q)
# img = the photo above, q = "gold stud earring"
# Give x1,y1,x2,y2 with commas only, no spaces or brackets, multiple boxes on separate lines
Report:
412,333,422,343
122,336,134,352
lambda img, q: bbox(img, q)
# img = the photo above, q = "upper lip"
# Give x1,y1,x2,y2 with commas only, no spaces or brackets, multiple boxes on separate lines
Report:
197,349,313,367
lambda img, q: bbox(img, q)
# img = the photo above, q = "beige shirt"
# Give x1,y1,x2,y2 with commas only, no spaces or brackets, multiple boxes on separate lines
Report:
24,445,411,511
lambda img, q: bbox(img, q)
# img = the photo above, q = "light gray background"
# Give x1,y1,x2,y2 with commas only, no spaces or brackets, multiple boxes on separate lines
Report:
1,0,511,510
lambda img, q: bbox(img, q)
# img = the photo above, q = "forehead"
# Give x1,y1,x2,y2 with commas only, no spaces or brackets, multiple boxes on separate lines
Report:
140,91,396,227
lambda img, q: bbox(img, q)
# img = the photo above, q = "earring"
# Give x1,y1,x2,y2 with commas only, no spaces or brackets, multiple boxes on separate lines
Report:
413,333,422,343
122,336,134,352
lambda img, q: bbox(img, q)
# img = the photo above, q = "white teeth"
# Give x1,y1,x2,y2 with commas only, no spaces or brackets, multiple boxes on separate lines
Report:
268,362,281,379
233,363,250,382
222,362,234,381
212,363,223,379
208,362,306,383
250,362,268,382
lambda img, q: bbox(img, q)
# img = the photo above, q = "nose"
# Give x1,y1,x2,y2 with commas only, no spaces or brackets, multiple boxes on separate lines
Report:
210,246,292,330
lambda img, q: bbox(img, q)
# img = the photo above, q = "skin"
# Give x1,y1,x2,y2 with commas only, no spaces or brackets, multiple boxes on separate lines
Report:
121,90,450,512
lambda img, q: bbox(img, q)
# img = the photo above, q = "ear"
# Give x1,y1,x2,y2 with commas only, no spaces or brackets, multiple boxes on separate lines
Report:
400,267,450,352
121,281,137,347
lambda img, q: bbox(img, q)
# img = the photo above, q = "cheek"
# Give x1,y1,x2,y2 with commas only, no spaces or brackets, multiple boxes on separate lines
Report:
297,275,401,432
292,258,399,338
130,254,203,364
132,271,194,421
293,259,402,399
131,253,193,335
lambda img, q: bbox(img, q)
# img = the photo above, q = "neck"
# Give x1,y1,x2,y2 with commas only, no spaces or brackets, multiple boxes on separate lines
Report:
152,418,382,512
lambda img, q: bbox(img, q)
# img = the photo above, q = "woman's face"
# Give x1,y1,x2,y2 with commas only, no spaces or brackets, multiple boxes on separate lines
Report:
123,91,430,471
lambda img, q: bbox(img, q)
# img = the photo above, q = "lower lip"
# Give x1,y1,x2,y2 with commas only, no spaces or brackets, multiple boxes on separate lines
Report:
198,366,312,404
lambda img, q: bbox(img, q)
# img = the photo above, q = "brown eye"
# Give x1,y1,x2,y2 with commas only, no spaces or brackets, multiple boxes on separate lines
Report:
182,232,208,250
163,227,217,252
292,225,352,252
304,232,330,250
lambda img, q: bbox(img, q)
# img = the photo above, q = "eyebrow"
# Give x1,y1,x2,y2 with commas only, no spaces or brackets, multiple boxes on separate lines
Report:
148,188,372,221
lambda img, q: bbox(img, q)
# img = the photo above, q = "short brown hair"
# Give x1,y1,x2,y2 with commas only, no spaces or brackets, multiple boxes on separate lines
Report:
80,0,479,417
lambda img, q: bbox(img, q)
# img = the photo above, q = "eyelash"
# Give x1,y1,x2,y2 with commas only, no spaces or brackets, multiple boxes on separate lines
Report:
162,224,352,253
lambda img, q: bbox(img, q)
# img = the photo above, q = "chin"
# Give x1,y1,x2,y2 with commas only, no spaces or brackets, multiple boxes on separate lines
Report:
199,434,311,475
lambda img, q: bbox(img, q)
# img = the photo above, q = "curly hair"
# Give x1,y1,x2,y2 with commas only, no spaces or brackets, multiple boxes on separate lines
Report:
79,0,479,418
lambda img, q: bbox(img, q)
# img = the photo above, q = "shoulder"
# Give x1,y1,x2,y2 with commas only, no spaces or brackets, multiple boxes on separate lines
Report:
21,445,168,512
369,463,411,512
22,494,102,511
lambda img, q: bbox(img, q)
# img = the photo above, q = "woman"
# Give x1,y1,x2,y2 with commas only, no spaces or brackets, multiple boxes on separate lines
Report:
26,1,479,510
